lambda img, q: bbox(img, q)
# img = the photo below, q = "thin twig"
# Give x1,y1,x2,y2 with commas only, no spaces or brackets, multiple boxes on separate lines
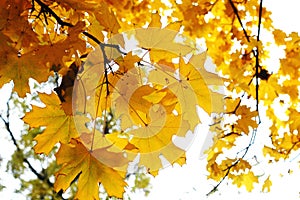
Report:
82,31,126,55
257,0,263,42
207,128,257,196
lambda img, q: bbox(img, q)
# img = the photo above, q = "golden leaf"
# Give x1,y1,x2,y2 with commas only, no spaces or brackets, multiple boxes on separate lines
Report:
23,93,78,154
262,175,272,192
0,50,50,97
230,171,258,192
54,139,127,199
235,106,258,134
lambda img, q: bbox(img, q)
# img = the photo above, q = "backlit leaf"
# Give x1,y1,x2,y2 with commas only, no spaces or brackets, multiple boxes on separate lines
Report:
54,138,126,199
23,93,78,154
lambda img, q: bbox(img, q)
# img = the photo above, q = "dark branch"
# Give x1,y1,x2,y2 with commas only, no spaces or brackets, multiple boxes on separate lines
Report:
207,1,264,195
82,31,126,55
228,0,250,42
255,0,263,123
33,0,74,27
257,0,263,42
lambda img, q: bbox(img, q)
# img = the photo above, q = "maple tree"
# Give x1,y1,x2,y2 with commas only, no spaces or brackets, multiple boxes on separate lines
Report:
0,0,299,199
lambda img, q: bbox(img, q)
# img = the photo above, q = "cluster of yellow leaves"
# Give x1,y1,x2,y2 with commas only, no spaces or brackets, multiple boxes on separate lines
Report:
0,0,134,198
172,0,298,194
72,15,223,177
262,31,300,163
2,0,300,197
8,1,222,197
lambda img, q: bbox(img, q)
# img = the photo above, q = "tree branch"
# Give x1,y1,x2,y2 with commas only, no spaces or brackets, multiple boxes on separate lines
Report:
207,128,257,196
228,0,250,42
33,0,74,27
255,0,263,123
207,1,264,195
257,0,263,42
229,0,263,119
1,101,66,200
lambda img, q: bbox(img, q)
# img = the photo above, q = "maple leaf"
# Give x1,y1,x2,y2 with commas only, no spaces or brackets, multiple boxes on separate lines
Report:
94,2,121,34
235,105,258,134
273,29,287,46
0,50,50,97
112,83,189,172
128,106,190,172
148,12,162,28
2,0,297,196
37,21,87,68
134,28,194,56
54,138,127,199
78,129,131,170
23,93,78,154
263,146,284,161
207,151,226,182
232,159,251,172
148,55,219,130
229,171,258,192
225,97,240,113
262,175,272,192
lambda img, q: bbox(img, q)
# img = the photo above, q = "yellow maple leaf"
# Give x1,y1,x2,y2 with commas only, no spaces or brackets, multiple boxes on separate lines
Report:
230,171,258,192
273,29,286,46
225,97,240,113
119,85,176,126
148,12,162,28
112,84,189,172
232,159,251,172
23,93,78,154
134,28,194,56
54,138,127,199
263,146,284,161
178,56,214,113
262,175,272,192
207,152,226,182
128,110,190,172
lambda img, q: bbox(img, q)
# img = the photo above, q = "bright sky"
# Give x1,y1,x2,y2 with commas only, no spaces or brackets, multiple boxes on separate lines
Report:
1,1,300,200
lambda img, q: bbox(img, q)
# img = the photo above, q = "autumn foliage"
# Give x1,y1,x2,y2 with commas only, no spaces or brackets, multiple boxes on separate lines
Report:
1,0,299,199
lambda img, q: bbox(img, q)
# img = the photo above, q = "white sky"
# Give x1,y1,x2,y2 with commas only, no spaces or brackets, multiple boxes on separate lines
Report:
1,1,300,200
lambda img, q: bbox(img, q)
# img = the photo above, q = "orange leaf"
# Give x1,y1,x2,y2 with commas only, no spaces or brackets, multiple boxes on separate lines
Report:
0,50,50,97
235,105,258,134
